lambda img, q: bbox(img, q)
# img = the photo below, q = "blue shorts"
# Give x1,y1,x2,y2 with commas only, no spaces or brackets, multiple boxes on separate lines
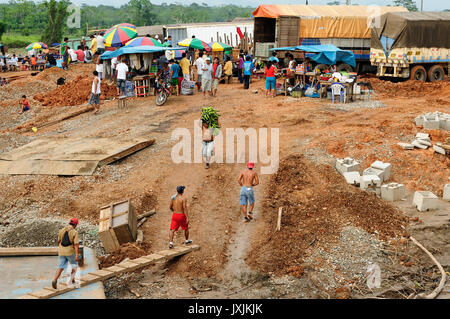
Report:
266,77,276,90
58,254,77,269
240,186,255,206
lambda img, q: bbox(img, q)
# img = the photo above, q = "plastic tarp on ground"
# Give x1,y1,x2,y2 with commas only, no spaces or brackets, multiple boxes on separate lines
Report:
101,45,186,59
371,12,450,50
252,4,408,38
271,44,356,67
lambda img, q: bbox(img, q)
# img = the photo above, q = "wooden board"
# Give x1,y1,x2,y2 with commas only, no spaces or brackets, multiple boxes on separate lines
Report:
0,137,155,176
0,247,59,256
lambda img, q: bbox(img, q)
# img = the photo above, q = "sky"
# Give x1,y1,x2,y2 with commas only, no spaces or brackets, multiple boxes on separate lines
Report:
0,0,447,11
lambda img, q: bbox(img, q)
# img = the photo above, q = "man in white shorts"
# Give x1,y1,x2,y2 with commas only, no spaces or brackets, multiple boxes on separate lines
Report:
201,57,213,98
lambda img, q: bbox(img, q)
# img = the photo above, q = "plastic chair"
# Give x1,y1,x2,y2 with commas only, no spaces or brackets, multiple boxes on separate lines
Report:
331,82,346,103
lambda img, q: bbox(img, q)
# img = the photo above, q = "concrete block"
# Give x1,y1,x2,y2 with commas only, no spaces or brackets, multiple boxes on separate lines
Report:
397,142,414,150
417,138,432,147
414,116,424,126
443,184,450,202
335,157,360,174
443,118,450,131
367,187,381,196
370,160,391,181
412,140,428,149
381,183,405,202
433,145,446,155
363,167,384,181
412,191,439,211
343,171,360,185
360,175,382,190
415,132,430,140
423,115,440,130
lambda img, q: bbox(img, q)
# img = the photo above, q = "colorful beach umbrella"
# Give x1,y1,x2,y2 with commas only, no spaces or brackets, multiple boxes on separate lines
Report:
105,23,137,34
177,38,211,51
125,37,163,47
104,24,138,47
208,42,232,52
26,42,48,51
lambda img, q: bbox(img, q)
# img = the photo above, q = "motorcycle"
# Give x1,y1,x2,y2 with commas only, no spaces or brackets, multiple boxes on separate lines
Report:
155,76,173,106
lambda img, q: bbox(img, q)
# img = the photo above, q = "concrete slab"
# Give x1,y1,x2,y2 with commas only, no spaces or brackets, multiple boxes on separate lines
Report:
0,247,105,299
363,167,384,181
335,157,360,175
397,142,414,150
381,183,405,202
433,145,446,155
416,139,432,147
413,191,439,212
412,140,428,149
415,132,430,140
342,171,360,185
370,160,391,181
443,184,450,202
360,175,382,190
423,116,440,130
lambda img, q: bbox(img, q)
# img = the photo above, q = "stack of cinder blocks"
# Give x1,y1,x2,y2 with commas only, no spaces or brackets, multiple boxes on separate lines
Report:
412,191,439,211
414,111,450,131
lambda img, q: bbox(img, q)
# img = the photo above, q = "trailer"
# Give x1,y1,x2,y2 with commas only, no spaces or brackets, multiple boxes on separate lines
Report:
370,12,450,81
252,4,407,73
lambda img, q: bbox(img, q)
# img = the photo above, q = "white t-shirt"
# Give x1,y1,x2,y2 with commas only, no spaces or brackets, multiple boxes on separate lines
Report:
97,35,105,49
194,57,204,75
116,63,129,80
10,57,18,65
165,50,173,61
111,57,118,69
69,49,77,62
92,77,101,94
96,63,103,73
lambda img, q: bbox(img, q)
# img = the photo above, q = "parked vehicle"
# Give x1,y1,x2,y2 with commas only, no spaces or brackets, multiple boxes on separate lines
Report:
251,4,407,73
155,76,173,106
370,12,450,81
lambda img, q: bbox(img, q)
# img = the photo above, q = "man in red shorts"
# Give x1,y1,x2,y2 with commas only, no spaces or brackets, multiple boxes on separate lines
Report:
169,185,192,249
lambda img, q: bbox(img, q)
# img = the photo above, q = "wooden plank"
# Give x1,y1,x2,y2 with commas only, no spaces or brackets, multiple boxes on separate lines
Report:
142,253,166,262
102,265,128,275
43,285,73,295
127,256,154,267
79,273,103,286
117,261,142,271
98,139,155,166
277,207,283,231
0,247,59,256
16,294,39,299
88,269,115,279
28,289,55,299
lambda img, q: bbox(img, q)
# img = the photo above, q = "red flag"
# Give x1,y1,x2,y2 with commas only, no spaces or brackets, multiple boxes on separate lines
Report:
237,27,244,39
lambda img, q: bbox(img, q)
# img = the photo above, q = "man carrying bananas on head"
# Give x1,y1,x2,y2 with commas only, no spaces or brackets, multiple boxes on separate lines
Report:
201,120,214,169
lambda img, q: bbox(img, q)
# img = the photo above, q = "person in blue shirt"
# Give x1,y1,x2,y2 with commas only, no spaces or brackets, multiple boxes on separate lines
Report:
169,59,181,96
166,35,173,47
269,51,279,65
242,56,254,90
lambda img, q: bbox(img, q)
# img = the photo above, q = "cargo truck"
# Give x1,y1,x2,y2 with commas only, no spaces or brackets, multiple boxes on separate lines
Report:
370,12,450,81
252,4,407,73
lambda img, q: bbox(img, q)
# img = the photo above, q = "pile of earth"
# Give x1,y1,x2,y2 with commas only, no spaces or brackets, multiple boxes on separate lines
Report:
33,75,117,106
98,242,153,269
246,154,408,276
366,77,450,99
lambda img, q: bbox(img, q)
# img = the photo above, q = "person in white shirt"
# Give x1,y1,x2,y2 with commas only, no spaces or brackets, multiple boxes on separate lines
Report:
154,34,162,44
68,47,77,63
96,32,105,55
9,54,18,71
89,70,101,114
95,55,103,80
194,52,204,92
165,49,173,61
115,56,129,96
111,57,118,83
201,57,213,97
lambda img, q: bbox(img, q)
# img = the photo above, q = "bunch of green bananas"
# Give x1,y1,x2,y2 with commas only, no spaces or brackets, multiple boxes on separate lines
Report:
201,106,221,135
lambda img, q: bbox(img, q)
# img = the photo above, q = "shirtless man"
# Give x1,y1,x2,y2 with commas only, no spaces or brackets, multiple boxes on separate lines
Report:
238,162,259,222
169,185,192,249
202,120,214,169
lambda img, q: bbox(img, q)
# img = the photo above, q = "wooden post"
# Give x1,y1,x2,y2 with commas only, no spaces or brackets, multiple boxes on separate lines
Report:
230,32,233,47
219,36,222,42
236,34,238,48
276,207,283,231
244,27,248,51
217,32,219,42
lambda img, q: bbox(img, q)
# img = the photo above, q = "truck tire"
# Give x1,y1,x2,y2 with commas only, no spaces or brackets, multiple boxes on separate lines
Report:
337,63,354,72
427,65,444,82
410,65,427,81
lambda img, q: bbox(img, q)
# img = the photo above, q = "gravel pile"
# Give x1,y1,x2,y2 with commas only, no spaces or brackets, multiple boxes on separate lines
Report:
0,132,31,154
330,100,386,111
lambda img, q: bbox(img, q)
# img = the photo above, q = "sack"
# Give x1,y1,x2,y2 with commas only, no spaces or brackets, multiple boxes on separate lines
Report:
61,230,72,247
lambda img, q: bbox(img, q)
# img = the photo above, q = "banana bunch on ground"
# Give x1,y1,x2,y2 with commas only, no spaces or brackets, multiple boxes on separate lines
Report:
201,106,221,135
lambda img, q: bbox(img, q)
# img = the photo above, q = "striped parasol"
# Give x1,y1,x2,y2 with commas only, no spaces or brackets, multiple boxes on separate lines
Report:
104,23,138,47
208,42,232,52
125,37,163,47
177,38,211,51
105,23,137,34
25,42,48,51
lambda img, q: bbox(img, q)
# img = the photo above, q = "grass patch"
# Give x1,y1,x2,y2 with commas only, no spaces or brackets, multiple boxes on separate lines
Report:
2,33,41,48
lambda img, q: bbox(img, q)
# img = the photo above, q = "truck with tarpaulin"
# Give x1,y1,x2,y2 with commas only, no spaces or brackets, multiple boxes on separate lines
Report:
252,4,407,73
370,12,450,81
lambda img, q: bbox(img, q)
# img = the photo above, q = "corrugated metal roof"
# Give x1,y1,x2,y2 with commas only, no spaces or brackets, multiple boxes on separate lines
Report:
252,4,408,18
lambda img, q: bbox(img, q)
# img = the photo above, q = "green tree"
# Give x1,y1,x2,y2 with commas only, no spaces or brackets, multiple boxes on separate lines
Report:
393,0,418,11
41,0,70,44
128,0,157,26
0,20,6,40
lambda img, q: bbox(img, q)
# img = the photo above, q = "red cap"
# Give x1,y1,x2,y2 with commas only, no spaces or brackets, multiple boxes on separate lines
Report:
70,218,79,226
247,162,255,168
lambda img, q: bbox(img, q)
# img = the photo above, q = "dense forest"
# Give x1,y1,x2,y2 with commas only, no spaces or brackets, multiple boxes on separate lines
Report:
0,0,253,33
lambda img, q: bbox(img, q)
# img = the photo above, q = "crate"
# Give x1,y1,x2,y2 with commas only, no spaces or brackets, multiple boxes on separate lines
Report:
98,199,137,253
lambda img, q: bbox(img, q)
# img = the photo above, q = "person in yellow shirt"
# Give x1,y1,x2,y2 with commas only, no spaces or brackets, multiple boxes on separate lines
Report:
223,56,233,84
52,218,80,289
90,34,97,55
179,52,191,81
